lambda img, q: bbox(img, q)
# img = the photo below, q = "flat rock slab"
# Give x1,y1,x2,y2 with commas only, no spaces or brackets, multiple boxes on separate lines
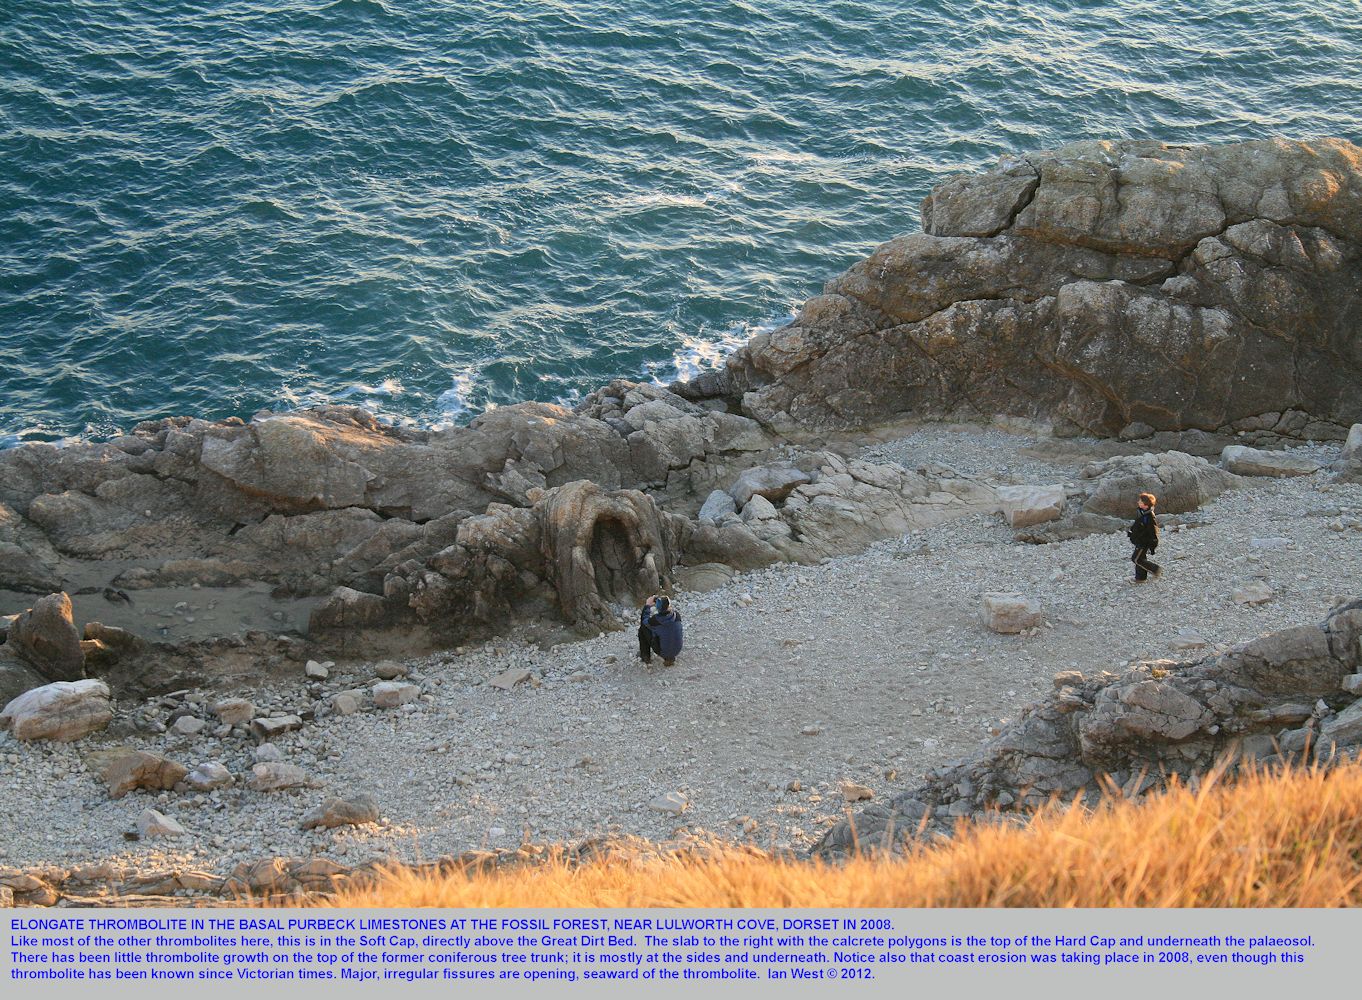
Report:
1232,581,1275,605
373,681,420,707
648,791,688,815
212,698,255,726
249,762,311,792
374,660,409,680
1249,536,1295,551
1220,445,1322,477
675,562,737,593
184,762,232,792
0,679,112,742
1169,630,1210,651
137,809,186,839
251,715,304,740
488,669,531,691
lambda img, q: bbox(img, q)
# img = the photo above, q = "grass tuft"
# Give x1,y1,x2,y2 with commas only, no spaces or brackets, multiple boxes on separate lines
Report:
322,762,1362,908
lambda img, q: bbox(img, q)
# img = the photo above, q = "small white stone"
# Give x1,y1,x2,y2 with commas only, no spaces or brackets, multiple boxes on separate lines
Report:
137,809,186,839
649,791,688,816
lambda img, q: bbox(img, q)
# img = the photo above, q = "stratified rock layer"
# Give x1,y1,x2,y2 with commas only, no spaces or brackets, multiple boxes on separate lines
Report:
708,139,1362,439
1,138,1357,680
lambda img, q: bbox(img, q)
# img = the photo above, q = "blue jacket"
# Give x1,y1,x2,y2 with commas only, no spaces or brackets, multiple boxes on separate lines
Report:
641,606,683,659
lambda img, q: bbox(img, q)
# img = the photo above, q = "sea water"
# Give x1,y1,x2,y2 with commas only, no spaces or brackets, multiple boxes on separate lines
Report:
2,0,1359,442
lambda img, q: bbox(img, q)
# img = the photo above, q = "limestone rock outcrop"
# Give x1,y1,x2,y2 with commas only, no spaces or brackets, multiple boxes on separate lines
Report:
697,138,1362,440
818,598,1362,856
2,138,1358,668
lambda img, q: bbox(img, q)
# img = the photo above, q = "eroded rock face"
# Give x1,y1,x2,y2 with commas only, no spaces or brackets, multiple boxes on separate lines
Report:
818,598,1362,856
2,139,1357,666
712,138,1362,439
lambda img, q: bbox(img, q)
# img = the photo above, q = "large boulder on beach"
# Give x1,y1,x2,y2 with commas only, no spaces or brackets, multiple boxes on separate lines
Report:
6,593,84,682
1080,451,1241,516
706,138,1362,440
0,679,112,742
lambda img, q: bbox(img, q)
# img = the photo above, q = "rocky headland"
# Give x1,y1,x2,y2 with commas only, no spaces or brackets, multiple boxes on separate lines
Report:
2,137,1362,904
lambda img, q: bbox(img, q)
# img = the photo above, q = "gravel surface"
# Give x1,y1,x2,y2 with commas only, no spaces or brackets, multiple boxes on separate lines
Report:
3,427,1360,877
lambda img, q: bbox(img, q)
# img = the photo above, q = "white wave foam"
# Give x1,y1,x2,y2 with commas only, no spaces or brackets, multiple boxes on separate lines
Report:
607,191,712,211
651,311,794,385
333,378,404,401
271,378,420,428
431,370,488,428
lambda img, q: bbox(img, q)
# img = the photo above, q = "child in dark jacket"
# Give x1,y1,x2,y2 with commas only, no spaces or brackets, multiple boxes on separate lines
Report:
1127,491,1161,581
638,595,683,666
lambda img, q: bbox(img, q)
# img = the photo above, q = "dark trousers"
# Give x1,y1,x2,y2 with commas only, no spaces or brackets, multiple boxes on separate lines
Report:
1132,547,1161,580
638,625,662,661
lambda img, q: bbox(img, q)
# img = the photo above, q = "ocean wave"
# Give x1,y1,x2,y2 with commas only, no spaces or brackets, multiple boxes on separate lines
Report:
2,0,1360,441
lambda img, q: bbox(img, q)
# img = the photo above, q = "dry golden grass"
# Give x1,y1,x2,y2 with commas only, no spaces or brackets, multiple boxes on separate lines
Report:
325,761,1362,908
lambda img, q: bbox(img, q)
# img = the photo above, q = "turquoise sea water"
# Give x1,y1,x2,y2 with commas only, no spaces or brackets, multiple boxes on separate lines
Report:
2,0,1360,443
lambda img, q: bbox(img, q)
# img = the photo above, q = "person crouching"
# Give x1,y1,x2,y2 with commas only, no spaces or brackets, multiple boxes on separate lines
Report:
638,595,683,667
